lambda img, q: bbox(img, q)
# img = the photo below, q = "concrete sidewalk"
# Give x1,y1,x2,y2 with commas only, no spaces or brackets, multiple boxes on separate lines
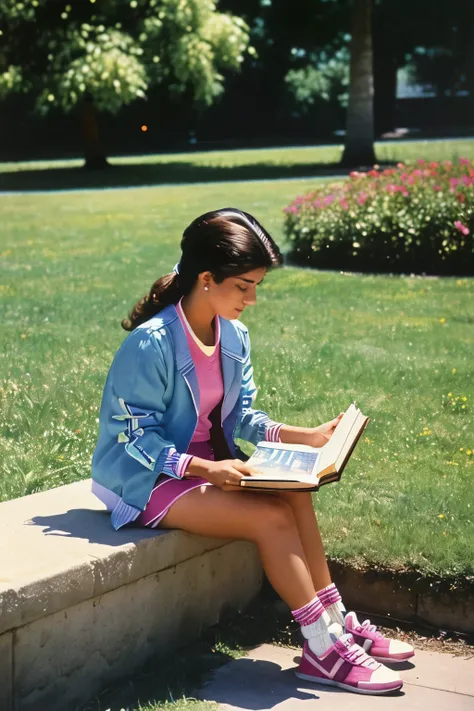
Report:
198,643,474,710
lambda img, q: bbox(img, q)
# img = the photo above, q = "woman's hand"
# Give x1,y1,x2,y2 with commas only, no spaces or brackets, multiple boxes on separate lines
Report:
191,458,258,491
310,413,344,447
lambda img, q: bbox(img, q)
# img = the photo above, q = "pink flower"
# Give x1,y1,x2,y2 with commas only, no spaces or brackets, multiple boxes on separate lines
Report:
429,162,439,169
350,171,360,179
397,162,405,169
454,220,470,235
433,185,441,192
417,159,426,165
356,192,368,205
459,158,470,166
462,175,471,186
450,178,460,191
368,169,379,177
340,198,349,210
324,194,335,206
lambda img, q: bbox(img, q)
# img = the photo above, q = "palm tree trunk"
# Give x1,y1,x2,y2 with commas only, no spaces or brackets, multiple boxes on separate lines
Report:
341,0,376,167
80,94,109,169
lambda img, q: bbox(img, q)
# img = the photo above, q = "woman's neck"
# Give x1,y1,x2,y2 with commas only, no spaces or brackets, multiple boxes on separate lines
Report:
180,293,216,346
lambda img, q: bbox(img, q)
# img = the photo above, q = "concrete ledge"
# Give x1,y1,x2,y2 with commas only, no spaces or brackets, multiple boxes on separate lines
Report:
0,480,263,711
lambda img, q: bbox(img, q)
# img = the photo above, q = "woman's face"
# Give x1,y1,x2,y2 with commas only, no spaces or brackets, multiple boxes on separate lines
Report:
207,267,267,320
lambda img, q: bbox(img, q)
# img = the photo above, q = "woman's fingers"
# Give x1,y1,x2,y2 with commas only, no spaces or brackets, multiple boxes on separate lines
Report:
232,459,259,476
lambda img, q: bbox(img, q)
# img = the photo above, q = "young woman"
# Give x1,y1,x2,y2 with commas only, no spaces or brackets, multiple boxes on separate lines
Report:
91,208,413,695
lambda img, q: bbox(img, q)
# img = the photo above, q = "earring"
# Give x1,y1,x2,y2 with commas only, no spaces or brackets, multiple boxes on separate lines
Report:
204,285,209,292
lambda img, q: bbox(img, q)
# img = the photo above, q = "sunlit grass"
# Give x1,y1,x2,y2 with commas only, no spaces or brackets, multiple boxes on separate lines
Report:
1,175,473,580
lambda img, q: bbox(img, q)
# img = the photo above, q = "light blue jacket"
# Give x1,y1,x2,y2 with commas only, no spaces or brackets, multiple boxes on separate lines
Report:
91,304,274,528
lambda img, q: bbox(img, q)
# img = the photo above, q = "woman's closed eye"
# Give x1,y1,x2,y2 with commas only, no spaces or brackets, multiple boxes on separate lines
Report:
237,285,248,293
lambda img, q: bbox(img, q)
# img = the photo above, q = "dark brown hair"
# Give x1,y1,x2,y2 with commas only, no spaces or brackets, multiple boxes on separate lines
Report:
122,207,283,331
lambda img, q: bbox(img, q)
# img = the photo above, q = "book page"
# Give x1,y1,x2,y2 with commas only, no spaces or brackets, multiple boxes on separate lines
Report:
316,404,359,475
248,445,320,480
334,411,368,471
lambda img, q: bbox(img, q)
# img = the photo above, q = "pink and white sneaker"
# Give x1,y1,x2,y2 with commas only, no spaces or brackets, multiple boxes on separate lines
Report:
345,611,415,663
295,633,403,695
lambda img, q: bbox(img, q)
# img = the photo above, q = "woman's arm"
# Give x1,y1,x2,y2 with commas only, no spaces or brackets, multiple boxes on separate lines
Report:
279,414,343,449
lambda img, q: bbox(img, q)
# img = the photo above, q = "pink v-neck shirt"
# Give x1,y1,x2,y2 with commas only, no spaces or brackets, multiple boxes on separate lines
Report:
176,300,224,445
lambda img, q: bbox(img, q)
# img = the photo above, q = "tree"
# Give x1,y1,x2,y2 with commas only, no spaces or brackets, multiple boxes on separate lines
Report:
0,0,250,167
341,0,375,167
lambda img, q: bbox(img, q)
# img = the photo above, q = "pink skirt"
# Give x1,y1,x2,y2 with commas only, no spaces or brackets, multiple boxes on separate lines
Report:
135,440,214,528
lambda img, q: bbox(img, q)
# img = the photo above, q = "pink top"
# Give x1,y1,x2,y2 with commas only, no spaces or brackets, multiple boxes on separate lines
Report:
176,299,224,469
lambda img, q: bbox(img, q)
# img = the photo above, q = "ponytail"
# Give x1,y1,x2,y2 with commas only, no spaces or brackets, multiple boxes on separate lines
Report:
121,271,184,331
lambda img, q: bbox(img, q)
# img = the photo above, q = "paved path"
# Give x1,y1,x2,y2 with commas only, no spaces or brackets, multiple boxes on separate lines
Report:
197,643,474,710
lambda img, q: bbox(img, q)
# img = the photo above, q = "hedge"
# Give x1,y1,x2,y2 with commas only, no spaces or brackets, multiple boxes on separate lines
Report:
284,158,474,274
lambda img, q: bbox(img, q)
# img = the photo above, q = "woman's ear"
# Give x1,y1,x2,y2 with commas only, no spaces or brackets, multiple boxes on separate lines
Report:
197,270,213,290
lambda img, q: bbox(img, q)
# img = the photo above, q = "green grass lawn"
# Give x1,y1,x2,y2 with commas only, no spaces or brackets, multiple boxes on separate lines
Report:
0,138,473,191
1,152,473,581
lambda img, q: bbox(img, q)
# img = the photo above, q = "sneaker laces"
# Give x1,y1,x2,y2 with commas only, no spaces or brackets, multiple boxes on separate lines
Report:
337,634,379,669
359,618,385,640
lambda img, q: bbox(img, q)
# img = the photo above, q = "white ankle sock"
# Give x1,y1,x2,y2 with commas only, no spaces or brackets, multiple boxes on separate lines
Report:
325,600,346,628
301,610,342,657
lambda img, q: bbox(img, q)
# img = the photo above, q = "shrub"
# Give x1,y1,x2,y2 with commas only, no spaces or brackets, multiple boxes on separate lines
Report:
283,158,474,274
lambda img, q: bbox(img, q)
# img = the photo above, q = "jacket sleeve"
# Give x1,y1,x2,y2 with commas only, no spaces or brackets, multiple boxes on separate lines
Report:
234,327,283,446
110,334,186,480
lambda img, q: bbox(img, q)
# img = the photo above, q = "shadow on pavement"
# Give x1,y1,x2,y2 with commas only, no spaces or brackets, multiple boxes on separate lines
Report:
0,160,348,192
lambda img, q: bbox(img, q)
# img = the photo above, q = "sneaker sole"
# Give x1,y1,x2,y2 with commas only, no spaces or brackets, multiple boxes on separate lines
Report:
371,652,415,663
295,671,403,695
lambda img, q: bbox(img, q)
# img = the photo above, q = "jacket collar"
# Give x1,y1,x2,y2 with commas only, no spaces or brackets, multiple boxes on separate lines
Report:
153,304,244,373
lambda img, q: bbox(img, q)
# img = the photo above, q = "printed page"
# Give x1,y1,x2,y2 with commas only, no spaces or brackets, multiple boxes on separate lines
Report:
248,445,320,481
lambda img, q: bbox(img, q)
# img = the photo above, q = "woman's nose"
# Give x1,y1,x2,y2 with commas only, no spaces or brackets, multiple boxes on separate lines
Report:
243,288,257,306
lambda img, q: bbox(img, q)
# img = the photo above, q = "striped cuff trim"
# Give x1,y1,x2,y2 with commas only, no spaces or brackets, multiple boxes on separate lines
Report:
264,422,283,443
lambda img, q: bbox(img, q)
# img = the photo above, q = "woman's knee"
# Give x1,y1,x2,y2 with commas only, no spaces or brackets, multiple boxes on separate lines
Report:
254,497,296,535
278,490,314,511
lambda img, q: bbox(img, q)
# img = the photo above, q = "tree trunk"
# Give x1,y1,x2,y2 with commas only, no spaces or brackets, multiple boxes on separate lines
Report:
341,0,376,167
374,44,398,136
80,94,109,169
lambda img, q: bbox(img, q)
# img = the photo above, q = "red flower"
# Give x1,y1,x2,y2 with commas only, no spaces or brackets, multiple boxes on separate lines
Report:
457,193,466,204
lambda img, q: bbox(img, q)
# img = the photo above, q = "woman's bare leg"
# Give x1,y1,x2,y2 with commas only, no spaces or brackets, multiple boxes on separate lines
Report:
276,491,332,591
159,485,316,610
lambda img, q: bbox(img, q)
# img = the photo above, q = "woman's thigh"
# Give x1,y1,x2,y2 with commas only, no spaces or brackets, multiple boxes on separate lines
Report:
158,484,295,541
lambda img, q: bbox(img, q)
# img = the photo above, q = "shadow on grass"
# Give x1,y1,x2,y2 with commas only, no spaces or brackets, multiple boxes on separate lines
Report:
0,160,348,192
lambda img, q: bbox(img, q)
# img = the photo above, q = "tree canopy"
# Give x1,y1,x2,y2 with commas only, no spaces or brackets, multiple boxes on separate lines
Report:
0,0,250,113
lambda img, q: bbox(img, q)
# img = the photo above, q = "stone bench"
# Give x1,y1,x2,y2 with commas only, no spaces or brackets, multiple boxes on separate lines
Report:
0,480,263,711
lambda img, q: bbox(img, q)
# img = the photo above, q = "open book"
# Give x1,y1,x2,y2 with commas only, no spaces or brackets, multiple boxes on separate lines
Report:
239,403,369,491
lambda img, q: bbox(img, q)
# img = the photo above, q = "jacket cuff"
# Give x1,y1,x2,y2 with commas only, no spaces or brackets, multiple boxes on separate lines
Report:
162,447,190,479
264,422,283,443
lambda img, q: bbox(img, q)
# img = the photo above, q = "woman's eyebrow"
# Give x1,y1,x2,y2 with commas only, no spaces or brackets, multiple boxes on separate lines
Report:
237,276,265,285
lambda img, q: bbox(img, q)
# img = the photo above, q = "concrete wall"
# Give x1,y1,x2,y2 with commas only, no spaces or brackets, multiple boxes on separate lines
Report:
0,481,263,711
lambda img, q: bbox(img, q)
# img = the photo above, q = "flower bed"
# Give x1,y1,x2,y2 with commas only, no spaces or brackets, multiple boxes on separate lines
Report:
284,158,474,274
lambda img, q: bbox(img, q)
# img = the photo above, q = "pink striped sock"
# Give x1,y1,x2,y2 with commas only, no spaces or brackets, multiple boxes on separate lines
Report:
317,583,342,609
291,595,325,627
